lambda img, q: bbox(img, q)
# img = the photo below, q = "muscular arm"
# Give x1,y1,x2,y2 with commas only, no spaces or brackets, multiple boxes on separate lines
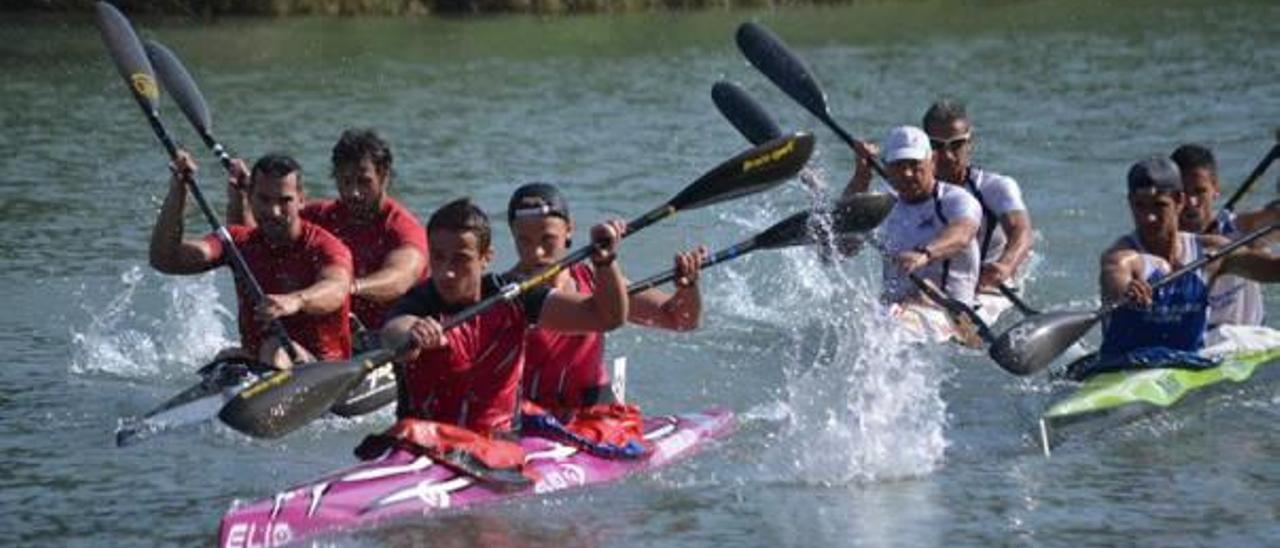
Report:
149,167,219,275
1219,246,1280,282
353,245,427,304
627,247,705,331
1099,241,1141,305
296,264,351,314
1233,202,1279,245
628,285,700,331
925,218,980,259
225,158,256,227
993,210,1034,273
539,260,628,333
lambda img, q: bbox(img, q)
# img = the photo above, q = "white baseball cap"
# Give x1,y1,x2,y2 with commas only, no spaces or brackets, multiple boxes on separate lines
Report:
883,125,931,163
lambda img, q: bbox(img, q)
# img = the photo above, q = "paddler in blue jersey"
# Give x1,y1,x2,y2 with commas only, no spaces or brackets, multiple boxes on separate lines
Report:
1095,157,1279,368
1171,144,1280,328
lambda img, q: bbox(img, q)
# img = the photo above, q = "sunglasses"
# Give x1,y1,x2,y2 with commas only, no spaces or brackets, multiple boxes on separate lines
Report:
929,132,972,151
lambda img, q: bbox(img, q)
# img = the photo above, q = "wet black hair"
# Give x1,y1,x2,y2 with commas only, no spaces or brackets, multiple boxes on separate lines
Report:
250,153,303,191
331,128,393,179
1171,143,1217,176
428,198,491,251
923,99,969,131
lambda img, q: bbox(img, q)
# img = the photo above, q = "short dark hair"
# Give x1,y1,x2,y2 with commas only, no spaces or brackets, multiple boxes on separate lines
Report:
428,198,491,251
1170,143,1216,175
250,153,303,190
331,128,393,178
923,99,969,131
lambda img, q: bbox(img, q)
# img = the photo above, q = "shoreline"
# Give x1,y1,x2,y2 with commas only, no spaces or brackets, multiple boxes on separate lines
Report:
5,1,846,17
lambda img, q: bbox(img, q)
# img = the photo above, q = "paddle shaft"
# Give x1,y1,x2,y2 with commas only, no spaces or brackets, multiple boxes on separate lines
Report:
627,238,755,295
864,237,996,343
1100,222,1278,317
99,15,297,360
444,205,674,328
1220,140,1280,213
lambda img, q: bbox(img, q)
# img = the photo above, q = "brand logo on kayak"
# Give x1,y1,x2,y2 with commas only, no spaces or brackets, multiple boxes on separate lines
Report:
533,463,586,494
742,138,796,173
130,73,158,101
223,522,292,548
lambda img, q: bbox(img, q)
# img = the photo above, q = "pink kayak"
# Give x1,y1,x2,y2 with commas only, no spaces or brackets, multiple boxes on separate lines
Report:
218,408,735,547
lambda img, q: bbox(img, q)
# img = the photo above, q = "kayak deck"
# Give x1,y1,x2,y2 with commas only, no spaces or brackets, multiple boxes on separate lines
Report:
1039,326,1280,455
893,290,1014,346
218,408,734,547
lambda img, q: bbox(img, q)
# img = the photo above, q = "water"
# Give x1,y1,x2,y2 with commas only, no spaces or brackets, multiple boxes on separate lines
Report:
3,1,1280,545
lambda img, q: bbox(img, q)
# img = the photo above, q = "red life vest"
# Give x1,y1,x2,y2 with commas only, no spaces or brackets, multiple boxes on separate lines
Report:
522,263,608,411
397,294,529,436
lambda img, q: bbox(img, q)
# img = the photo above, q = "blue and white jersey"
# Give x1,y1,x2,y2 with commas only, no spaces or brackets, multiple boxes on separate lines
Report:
1100,232,1210,357
1207,211,1266,327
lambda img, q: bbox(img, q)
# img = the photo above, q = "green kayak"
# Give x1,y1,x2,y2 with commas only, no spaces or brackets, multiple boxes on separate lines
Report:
1038,327,1280,456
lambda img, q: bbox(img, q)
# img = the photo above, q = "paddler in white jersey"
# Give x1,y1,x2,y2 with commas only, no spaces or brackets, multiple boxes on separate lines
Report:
922,100,1034,291
1097,157,1279,361
1171,143,1280,328
848,125,983,306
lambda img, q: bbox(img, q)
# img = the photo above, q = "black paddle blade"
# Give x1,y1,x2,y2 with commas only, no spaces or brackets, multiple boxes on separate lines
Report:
988,310,1102,376
712,80,783,146
752,193,890,251
329,361,397,418
829,193,895,234
218,350,391,438
144,40,213,132
669,131,814,211
735,22,829,118
95,2,160,111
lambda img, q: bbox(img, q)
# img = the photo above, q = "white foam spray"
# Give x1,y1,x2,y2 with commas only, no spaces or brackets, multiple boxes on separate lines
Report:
70,265,234,379
724,171,950,483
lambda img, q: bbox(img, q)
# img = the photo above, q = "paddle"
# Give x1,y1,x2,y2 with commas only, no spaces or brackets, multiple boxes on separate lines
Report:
143,40,236,172
711,75,993,344
626,192,895,294
95,2,299,363
218,132,817,439
1220,128,1280,214
734,22,1037,317
989,223,1279,376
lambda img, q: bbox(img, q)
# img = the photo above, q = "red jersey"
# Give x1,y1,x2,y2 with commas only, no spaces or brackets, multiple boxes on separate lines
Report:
519,263,607,411
203,222,353,361
389,275,549,436
302,197,428,329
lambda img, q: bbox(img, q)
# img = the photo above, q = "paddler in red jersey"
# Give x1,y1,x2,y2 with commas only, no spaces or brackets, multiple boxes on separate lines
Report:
501,183,707,457
149,151,353,369
227,129,427,346
379,198,629,437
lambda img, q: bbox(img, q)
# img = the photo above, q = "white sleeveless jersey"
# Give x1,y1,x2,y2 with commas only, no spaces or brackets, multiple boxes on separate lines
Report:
877,182,983,305
1208,212,1266,326
962,167,1026,264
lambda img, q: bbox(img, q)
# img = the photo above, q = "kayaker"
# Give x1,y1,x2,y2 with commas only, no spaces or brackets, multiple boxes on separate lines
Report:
1171,143,1279,327
1097,157,1279,359
848,126,983,306
149,151,353,368
501,182,707,414
922,100,1034,291
227,129,427,341
380,198,629,437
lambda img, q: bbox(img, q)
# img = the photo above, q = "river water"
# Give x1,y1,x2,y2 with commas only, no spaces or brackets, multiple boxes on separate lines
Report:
3,1,1279,546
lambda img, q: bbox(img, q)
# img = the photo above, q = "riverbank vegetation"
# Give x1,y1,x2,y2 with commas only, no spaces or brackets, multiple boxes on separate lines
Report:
7,0,843,16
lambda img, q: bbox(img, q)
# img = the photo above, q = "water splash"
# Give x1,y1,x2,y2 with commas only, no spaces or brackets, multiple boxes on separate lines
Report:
718,179,949,484
70,266,234,379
